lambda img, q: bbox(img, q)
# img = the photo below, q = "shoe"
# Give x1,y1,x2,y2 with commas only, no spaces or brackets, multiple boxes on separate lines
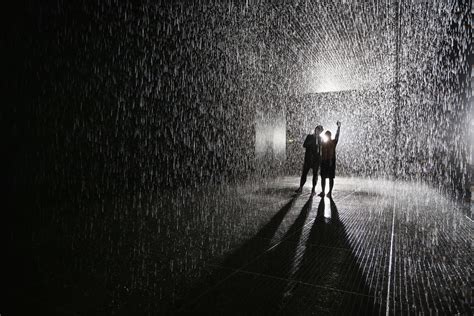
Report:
327,192,332,198
318,192,325,197
295,187,302,194
311,190,315,196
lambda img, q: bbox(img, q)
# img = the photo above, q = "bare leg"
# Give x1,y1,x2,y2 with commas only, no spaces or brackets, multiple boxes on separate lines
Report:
297,163,310,192
328,178,334,196
311,168,318,194
320,177,326,196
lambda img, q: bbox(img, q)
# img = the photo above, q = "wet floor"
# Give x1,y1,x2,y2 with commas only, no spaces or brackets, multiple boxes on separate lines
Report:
176,178,471,315
23,177,472,315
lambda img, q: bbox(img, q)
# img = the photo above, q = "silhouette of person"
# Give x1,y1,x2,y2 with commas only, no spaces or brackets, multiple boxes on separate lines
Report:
319,121,341,197
295,125,324,195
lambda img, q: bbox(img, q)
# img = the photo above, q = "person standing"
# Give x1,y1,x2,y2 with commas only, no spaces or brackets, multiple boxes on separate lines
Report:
295,125,324,195
320,121,341,197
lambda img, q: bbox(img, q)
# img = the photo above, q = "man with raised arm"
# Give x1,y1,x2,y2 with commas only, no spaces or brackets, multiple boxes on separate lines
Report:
320,121,341,197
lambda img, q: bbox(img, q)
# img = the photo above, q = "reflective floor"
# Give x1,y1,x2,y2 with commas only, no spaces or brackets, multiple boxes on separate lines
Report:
23,177,471,315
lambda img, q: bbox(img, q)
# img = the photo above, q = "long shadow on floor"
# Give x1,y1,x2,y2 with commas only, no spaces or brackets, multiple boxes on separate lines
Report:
177,195,382,315
279,197,382,315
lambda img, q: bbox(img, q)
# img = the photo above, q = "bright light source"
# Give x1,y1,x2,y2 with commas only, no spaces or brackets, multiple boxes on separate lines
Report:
320,132,329,142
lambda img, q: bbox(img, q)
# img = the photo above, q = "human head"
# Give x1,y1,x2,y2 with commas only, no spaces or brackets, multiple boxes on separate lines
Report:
324,130,332,141
314,125,323,134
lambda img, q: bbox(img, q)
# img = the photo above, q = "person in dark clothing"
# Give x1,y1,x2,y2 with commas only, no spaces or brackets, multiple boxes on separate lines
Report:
295,125,324,195
320,121,341,197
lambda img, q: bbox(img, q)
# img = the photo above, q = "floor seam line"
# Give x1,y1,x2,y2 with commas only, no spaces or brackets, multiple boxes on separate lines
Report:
385,198,396,316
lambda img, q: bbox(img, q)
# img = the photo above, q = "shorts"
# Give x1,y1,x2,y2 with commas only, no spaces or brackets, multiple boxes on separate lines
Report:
303,159,320,173
320,159,336,178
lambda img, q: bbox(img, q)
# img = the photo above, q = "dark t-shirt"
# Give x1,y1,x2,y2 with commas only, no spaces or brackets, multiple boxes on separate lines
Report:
303,134,321,163
321,139,338,161
322,127,340,161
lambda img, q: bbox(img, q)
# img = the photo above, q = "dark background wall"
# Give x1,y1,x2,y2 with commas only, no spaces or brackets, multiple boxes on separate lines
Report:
5,1,299,313
6,1,308,213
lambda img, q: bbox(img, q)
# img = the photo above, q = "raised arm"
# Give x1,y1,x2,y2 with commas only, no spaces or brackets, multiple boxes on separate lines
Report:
335,121,341,144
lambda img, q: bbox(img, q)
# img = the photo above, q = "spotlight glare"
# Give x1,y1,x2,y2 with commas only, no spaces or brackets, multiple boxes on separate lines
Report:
320,132,329,143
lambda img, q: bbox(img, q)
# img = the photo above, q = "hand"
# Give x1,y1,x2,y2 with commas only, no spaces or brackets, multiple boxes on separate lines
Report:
337,121,341,127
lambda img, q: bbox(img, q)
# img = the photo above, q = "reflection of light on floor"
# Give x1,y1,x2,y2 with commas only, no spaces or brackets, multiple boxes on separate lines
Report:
324,197,331,219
